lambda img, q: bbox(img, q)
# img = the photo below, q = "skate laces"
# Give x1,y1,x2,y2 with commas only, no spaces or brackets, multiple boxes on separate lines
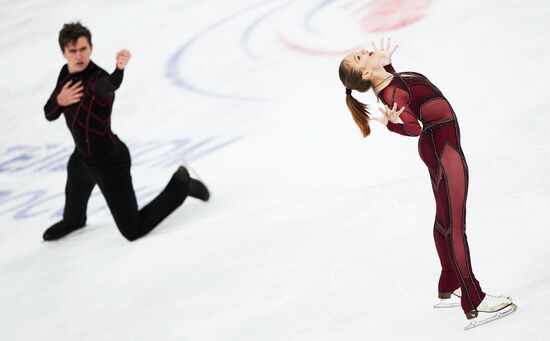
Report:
483,294,510,302
479,294,512,310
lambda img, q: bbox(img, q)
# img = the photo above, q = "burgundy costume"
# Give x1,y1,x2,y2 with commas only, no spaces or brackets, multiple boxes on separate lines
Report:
378,64,486,314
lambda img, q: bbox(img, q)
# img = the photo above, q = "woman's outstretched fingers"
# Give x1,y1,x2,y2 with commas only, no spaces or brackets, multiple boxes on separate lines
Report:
390,44,398,55
385,38,398,55
380,103,405,124
397,106,405,115
374,107,389,125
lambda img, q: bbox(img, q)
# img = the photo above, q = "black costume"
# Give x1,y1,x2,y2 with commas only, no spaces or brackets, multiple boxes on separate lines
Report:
43,61,208,241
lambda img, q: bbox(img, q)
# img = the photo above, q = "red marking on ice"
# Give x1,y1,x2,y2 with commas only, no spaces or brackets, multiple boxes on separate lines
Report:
360,0,431,32
278,34,359,56
279,0,431,56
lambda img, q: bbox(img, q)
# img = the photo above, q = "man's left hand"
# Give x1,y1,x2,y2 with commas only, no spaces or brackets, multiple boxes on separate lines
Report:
116,49,131,70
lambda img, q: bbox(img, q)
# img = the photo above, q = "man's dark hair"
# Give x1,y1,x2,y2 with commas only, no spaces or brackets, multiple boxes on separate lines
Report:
58,21,92,52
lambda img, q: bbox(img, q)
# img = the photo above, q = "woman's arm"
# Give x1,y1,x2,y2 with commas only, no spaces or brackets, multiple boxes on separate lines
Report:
372,102,422,137
384,64,396,74
386,110,422,136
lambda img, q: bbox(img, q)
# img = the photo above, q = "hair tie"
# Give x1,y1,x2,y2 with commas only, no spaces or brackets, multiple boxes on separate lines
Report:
345,88,352,95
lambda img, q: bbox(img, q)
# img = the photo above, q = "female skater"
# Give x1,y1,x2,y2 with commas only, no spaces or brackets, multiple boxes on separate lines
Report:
338,38,516,329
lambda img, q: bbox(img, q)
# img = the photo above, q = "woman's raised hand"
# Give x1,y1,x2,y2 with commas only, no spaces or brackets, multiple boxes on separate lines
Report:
371,37,398,66
370,112,389,126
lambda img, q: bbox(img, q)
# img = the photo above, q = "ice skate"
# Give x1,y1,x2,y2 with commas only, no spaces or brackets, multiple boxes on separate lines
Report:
464,294,517,330
43,221,86,241
174,166,210,201
433,288,461,308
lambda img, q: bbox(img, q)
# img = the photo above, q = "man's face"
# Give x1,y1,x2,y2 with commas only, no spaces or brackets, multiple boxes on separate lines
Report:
63,36,92,73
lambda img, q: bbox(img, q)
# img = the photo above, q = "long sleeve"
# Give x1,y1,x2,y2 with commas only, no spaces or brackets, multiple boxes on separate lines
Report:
44,68,68,121
380,63,422,136
386,110,422,136
42,61,121,158
384,63,396,74
385,90,422,136
44,92,64,121
92,67,124,98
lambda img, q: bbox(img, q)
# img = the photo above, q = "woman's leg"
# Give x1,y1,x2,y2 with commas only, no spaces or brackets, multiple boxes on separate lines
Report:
420,132,460,297
437,142,485,314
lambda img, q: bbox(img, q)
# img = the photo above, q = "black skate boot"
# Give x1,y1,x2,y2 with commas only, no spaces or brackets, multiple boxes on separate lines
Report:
43,221,85,241
174,166,210,201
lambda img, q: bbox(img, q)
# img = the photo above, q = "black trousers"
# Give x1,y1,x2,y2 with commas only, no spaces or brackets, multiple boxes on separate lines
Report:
61,141,188,241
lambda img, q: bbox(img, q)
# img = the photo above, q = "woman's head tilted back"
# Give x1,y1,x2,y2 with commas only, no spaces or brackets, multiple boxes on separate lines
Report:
339,49,379,137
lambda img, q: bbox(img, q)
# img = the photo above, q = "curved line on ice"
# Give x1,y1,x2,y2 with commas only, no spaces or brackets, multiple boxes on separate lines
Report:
303,0,340,34
241,1,291,60
166,0,274,101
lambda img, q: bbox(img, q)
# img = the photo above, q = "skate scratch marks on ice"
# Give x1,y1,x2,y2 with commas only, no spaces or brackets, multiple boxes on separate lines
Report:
313,287,362,339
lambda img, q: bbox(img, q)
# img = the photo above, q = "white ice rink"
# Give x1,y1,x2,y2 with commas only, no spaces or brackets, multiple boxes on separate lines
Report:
1,0,549,340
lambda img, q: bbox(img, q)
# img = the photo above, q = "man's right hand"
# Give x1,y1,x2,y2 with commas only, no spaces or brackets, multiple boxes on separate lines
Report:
56,80,83,106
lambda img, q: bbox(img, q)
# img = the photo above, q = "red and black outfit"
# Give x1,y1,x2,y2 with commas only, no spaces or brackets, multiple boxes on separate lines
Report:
377,64,486,314
43,61,191,241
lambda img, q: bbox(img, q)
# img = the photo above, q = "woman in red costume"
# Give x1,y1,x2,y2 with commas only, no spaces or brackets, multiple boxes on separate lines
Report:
338,38,516,329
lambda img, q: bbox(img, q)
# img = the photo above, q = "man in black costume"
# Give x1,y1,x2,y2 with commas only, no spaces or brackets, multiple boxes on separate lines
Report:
43,22,209,242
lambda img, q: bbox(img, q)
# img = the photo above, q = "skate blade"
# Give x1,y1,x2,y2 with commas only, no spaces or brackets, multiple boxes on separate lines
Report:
464,303,517,330
433,300,461,308
433,293,461,308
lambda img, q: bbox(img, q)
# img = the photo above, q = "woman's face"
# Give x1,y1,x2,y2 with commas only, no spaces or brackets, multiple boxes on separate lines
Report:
343,48,382,79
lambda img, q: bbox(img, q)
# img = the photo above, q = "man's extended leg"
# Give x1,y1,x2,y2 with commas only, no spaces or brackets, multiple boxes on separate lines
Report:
90,142,201,241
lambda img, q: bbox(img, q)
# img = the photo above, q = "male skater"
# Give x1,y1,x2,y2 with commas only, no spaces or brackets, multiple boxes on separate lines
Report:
43,22,209,242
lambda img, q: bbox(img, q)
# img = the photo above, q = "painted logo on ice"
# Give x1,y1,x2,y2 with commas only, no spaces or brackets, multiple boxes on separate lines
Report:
167,0,431,100
0,137,239,221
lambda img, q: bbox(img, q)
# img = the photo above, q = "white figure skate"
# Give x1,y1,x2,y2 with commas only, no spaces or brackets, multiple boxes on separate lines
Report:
433,288,461,308
464,294,517,330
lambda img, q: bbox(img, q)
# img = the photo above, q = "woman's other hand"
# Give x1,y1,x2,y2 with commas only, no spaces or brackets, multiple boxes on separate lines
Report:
378,103,404,124
371,38,398,66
